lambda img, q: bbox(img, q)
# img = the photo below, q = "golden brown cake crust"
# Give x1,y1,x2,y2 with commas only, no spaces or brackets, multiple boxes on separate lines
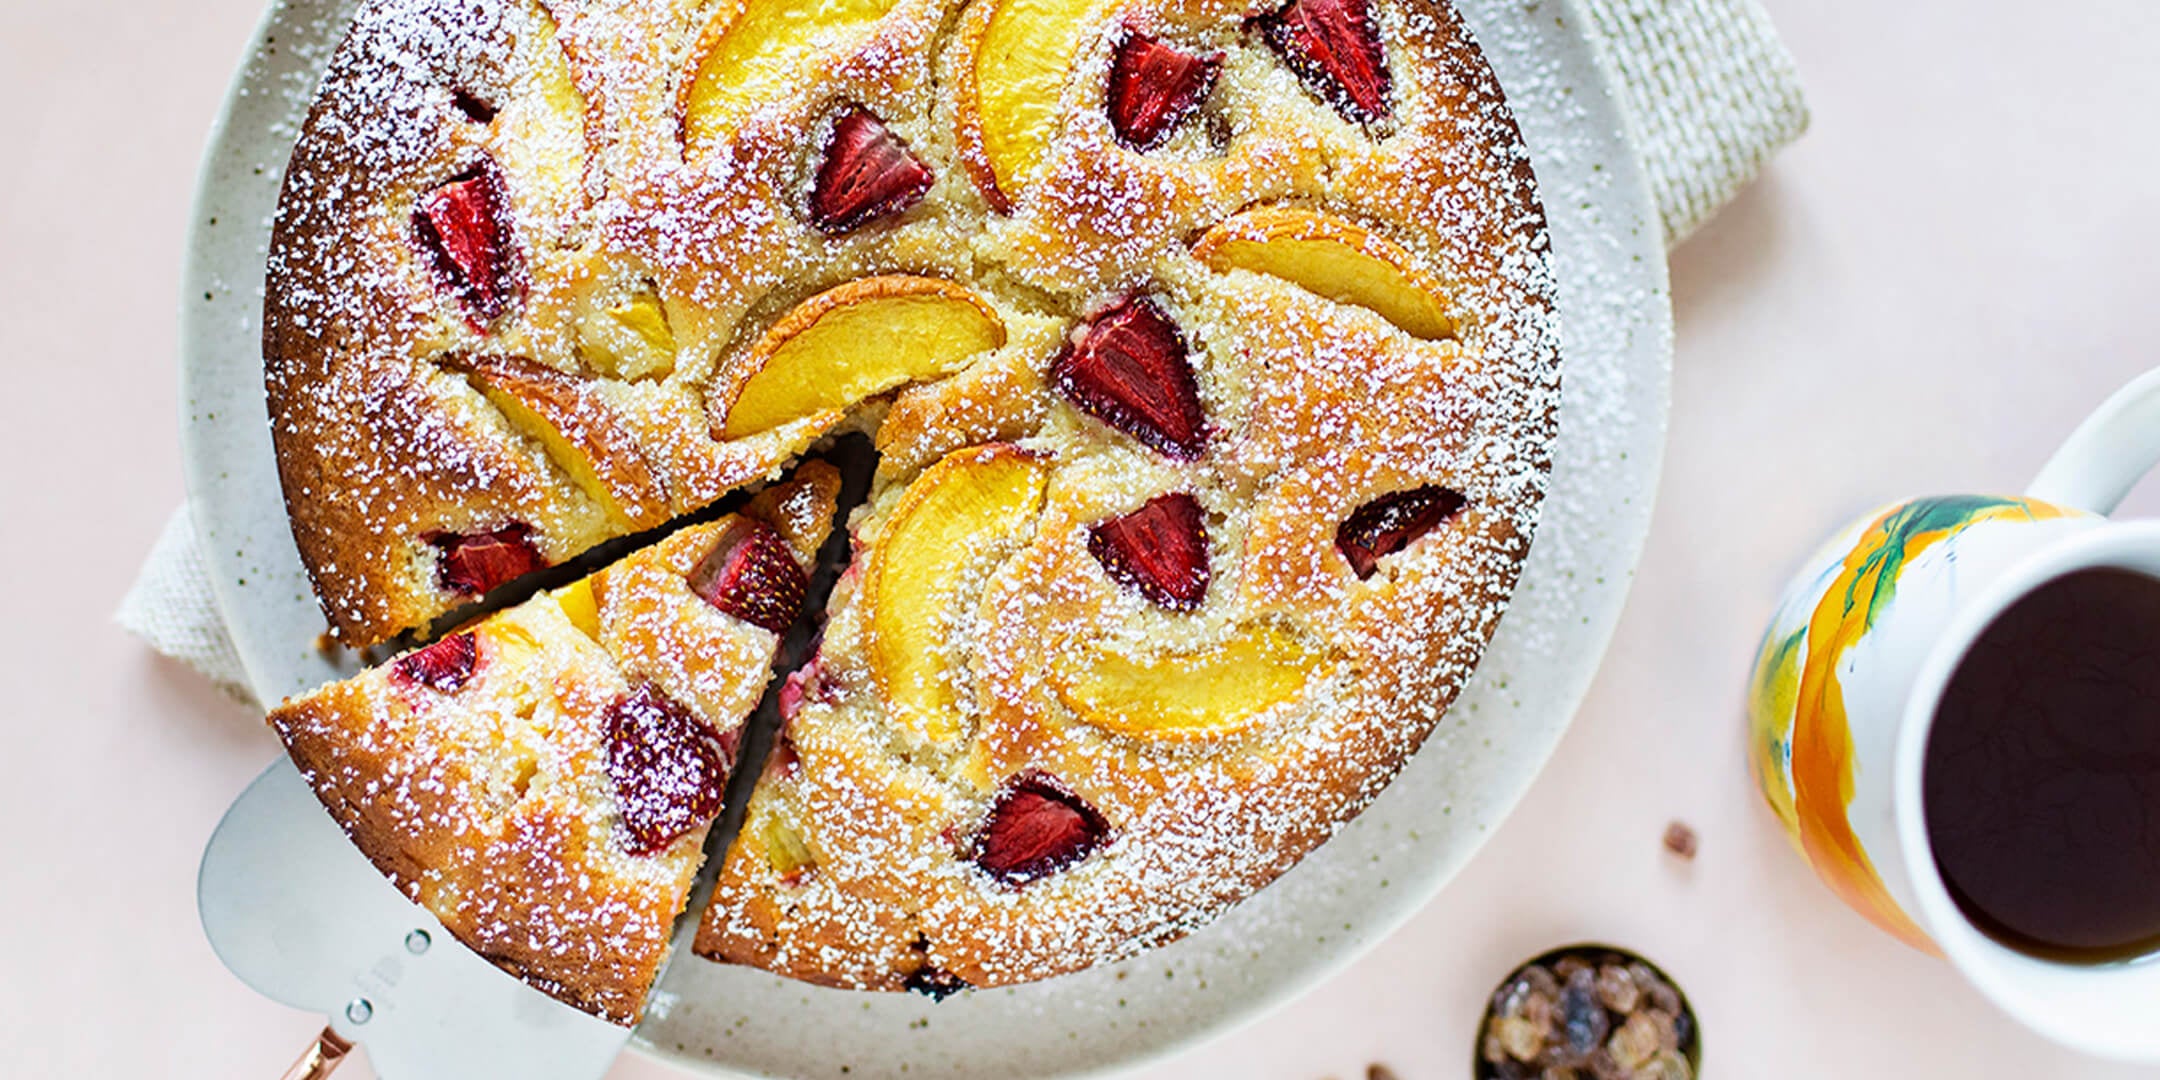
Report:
268,471,836,1024
686,0,1557,991
265,0,818,647
272,610,678,1025
271,0,1556,1004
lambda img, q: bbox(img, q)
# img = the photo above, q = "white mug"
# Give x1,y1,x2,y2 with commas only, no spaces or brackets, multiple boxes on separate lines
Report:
1746,367,2160,1062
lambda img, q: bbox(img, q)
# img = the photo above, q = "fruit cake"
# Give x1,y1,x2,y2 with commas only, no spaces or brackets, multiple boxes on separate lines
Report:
264,0,1557,1019
268,467,837,1023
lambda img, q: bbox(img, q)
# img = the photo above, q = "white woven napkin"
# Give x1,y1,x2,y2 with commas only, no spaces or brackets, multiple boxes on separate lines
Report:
117,0,1807,707
1582,0,1809,243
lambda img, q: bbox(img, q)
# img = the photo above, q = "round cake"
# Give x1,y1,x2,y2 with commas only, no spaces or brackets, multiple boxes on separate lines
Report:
263,0,1558,1022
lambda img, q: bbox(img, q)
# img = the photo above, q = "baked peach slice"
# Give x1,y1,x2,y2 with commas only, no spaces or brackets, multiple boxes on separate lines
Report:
681,0,903,149
1054,622,1324,739
552,577,603,641
578,287,678,382
863,445,1049,743
441,353,670,530
720,276,1006,438
755,810,819,884
1191,206,1454,340
954,0,1108,210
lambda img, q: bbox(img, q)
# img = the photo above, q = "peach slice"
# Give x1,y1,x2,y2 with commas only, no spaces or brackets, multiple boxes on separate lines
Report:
758,813,818,884
720,277,1006,439
442,353,670,530
579,288,677,382
1054,622,1323,738
955,0,1107,210
553,578,603,641
863,445,1049,743
681,0,902,149
1190,206,1454,340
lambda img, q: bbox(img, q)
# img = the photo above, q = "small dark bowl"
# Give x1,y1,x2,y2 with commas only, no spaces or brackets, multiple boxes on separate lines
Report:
1473,943,1701,1079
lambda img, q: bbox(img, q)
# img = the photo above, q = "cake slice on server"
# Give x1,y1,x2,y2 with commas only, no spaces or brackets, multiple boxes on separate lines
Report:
267,464,838,1024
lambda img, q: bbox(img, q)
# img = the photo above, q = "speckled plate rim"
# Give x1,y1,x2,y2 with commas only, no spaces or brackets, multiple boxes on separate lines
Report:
177,0,1671,1075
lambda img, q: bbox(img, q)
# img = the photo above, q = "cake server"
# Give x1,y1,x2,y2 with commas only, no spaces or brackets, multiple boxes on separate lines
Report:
199,756,632,1078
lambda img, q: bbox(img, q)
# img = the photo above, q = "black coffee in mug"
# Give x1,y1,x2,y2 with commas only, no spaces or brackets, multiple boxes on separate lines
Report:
1923,566,2160,963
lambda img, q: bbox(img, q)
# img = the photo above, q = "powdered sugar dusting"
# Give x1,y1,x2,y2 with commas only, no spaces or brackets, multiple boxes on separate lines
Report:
265,479,837,1023
267,0,1569,1030
191,0,1662,1068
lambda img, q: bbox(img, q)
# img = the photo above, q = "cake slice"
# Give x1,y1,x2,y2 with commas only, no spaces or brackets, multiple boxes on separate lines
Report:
268,464,838,1024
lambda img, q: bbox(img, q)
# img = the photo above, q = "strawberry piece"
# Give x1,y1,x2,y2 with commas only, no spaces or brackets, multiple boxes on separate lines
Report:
1051,296,1208,459
392,632,479,692
1253,0,1392,124
970,772,1109,885
425,523,548,597
903,966,970,1000
688,518,806,634
1106,31,1223,151
808,107,934,234
413,159,522,324
450,88,497,124
1088,492,1211,610
767,726,802,778
605,684,732,856
777,649,827,723
1335,485,1466,579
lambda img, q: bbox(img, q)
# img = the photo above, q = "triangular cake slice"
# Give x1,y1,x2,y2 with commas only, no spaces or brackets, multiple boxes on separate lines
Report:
268,464,838,1024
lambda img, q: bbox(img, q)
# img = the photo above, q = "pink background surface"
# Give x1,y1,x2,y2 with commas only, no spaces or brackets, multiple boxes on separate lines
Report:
7,0,2160,1075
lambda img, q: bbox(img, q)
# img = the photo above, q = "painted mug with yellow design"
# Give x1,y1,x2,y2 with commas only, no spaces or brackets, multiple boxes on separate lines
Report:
1748,368,2160,1062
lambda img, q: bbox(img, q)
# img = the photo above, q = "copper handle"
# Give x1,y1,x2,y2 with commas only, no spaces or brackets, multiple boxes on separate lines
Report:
279,1025,354,1080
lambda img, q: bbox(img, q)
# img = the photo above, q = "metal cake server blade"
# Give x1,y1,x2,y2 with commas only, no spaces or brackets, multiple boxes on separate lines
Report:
199,445,875,1077
200,757,631,1078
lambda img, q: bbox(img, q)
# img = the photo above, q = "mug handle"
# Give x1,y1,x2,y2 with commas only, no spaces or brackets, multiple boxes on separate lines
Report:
2027,366,2160,516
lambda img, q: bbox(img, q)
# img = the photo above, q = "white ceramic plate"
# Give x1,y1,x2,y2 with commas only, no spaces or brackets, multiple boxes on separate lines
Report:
179,1,1671,1074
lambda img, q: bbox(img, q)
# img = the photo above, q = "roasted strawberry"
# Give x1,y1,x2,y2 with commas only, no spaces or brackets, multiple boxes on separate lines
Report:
449,88,497,124
392,632,479,692
903,966,970,1000
1336,485,1466,579
414,159,522,324
1106,31,1223,151
1051,296,1208,459
1253,0,1391,124
970,772,1110,885
688,518,807,634
425,523,548,597
1088,492,1211,610
808,107,934,234
777,650,826,723
605,684,732,856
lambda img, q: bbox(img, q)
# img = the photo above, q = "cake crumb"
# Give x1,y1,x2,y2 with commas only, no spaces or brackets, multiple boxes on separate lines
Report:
1663,821,1698,860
